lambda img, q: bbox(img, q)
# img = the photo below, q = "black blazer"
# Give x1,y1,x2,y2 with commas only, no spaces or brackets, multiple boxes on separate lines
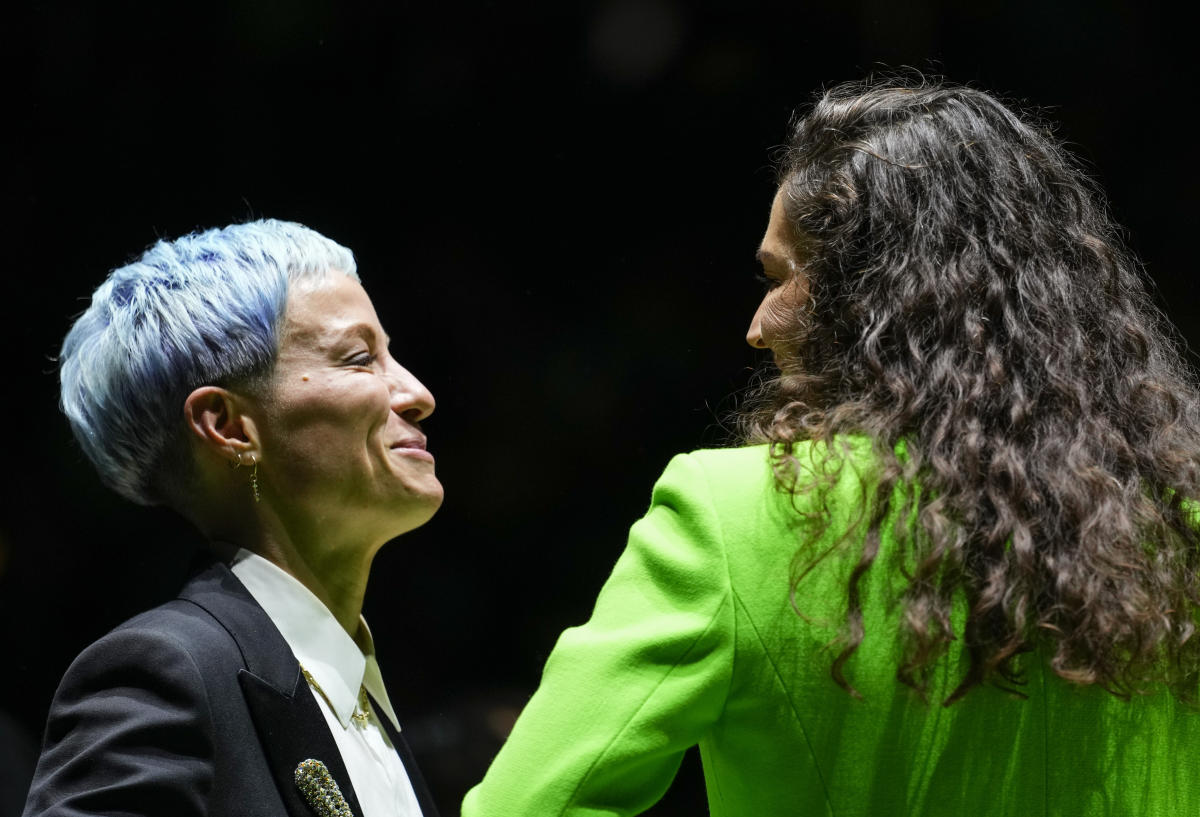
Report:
23,560,440,817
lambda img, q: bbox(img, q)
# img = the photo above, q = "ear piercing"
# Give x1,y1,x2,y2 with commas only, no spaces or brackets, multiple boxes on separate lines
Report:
230,451,262,503
248,454,261,503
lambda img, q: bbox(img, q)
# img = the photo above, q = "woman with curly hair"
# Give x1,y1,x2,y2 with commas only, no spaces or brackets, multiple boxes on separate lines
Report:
463,77,1200,815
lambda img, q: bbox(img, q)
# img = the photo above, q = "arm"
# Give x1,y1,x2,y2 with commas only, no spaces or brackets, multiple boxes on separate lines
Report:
463,453,735,817
23,625,215,817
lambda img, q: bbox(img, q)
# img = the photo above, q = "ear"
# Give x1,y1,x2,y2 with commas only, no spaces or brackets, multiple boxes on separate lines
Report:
183,386,262,464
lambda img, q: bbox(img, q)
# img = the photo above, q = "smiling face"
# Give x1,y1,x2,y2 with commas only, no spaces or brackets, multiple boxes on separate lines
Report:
251,274,443,547
747,187,810,364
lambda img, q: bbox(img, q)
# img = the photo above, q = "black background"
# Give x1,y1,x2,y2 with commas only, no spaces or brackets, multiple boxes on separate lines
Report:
1,1,1194,814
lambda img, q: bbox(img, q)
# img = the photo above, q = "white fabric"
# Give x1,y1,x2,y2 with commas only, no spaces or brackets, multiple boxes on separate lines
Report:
230,549,424,817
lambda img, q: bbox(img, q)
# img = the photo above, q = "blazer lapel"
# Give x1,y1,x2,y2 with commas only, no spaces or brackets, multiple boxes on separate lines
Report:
240,667,365,817
179,560,365,817
367,691,442,817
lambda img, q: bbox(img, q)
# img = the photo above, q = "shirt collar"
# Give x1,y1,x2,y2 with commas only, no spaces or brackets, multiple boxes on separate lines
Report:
229,548,398,730
358,619,400,730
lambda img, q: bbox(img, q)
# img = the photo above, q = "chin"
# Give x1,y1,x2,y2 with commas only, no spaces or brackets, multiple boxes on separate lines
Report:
383,488,444,539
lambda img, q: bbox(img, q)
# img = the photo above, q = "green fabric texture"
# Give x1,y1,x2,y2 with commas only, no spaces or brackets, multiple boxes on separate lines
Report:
462,442,1200,816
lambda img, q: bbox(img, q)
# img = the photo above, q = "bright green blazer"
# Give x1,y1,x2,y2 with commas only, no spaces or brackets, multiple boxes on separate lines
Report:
462,442,1200,816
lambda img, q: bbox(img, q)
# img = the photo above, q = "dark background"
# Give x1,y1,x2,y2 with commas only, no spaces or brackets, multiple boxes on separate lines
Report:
1,1,1193,814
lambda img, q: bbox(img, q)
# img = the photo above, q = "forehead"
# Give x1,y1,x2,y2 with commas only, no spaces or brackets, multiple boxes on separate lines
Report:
279,275,383,350
758,188,801,267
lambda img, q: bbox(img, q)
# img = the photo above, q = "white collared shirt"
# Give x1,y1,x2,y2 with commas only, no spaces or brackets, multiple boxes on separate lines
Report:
230,549,424,817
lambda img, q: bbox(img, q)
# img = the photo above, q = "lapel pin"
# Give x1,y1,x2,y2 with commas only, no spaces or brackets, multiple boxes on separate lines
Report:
295,758,355,817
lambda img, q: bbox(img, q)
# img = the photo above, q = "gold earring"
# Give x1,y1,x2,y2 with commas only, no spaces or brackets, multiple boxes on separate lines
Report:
249,454,261,503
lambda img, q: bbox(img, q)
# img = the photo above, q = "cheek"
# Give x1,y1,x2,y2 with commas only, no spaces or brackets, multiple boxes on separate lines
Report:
759,285,809,349
266,386,389,463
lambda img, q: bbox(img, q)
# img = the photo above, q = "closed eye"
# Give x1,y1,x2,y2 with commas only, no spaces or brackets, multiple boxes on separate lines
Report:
755,270,782,291
346,352,377,367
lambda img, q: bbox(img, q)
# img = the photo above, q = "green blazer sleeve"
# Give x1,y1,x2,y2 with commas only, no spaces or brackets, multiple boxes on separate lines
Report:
462,452,735,816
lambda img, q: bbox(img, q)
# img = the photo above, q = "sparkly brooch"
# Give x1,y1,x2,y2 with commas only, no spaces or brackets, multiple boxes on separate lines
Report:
295,758,355,817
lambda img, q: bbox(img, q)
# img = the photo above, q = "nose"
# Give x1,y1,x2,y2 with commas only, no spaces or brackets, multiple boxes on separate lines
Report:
746,299,768,349
386,360,436,422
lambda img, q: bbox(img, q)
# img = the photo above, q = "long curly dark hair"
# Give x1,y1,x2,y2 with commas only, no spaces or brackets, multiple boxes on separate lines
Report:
739,76,1200,703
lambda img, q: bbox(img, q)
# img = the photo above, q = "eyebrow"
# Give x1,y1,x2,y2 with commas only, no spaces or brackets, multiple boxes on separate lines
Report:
334,322,390,348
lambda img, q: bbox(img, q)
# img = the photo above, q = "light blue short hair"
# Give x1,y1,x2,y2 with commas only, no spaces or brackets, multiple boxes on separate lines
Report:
60,219,359,506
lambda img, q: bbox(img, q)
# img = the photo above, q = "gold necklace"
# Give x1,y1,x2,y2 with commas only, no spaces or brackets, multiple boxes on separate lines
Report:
300,665,372,726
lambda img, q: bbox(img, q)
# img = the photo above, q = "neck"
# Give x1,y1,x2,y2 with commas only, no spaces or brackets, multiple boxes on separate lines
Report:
259,537,374,637
207,509,379,637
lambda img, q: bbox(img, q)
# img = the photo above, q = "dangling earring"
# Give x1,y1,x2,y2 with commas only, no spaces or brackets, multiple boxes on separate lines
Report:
249,454,261,503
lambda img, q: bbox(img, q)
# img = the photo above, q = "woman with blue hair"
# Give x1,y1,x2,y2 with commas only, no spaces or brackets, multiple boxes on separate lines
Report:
464,77,1200,814
25,220,443,817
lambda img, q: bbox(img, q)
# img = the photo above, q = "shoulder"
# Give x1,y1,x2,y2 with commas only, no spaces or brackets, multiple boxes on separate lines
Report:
61,565,254,698
670,445,774,481
55,605,237,716
648,440,894,585
105,599,240,667
654,446,774,506
27,573,255,816
119,563,249,652
664,436,882,513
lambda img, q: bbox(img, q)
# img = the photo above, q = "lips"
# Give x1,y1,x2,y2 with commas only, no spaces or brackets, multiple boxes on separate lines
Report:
389,435,434,462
